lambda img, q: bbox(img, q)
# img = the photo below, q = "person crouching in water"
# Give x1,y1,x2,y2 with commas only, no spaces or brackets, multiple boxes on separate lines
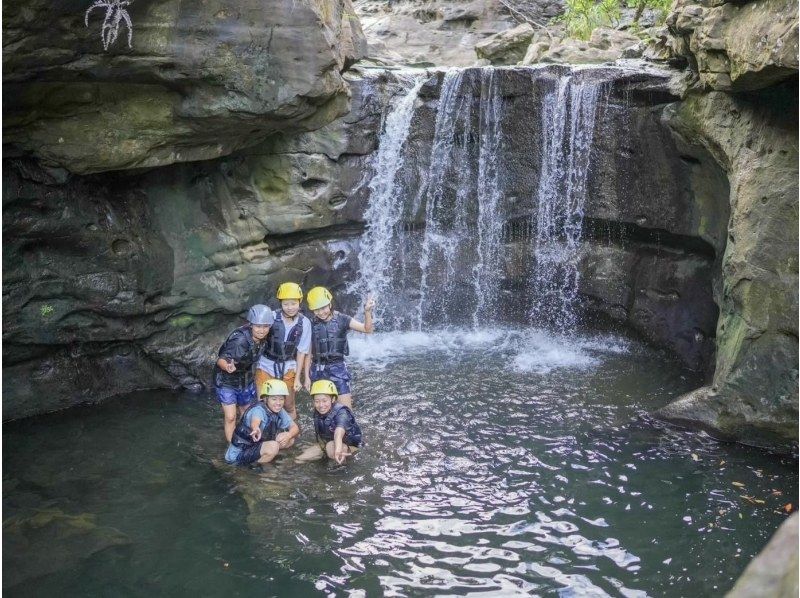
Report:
296,380,362,464
225,379,299,466
215,304,274,443
303,287,375,409
254,282,311,422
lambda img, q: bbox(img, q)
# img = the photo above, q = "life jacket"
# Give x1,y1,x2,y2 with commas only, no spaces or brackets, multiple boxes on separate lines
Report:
312,312,350,365
231,404,289,448
264,311,304,369
313,403,362,447
214,325,264,390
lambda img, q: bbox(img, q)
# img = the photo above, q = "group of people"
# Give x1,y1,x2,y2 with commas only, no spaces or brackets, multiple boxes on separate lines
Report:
213,283,374,467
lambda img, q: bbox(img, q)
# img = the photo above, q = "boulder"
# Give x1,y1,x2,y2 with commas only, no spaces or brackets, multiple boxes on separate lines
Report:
726,513,798,597
667,0,799,91
475,23,536,65
3,0,367,174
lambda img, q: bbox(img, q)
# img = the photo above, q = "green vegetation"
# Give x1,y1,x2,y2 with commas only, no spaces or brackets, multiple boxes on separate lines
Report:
40,304,54,318
557,0,621,41
556,0,674,41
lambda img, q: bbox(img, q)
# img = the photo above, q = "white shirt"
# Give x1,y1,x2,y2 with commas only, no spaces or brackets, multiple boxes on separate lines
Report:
257,313,311,376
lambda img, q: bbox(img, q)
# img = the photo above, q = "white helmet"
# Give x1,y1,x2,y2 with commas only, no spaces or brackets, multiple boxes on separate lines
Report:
246,304,274,326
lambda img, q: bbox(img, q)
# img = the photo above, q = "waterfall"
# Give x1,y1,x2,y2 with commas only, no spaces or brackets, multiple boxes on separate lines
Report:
529,75,606,331
355,74,424,326
355,66,608,332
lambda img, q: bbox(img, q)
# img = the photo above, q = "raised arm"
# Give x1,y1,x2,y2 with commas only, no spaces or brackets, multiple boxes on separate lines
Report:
349,294,375,334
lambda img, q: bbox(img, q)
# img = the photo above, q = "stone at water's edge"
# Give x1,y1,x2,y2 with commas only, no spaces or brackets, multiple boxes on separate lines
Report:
726,513,798,597
3,0,367,174
657,84,798,450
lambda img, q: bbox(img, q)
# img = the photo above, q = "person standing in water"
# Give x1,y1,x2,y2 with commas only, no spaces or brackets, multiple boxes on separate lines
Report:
224,379,299,466
214,305,274,442
255,282,311,422
295,379,362,464
304,287,375,409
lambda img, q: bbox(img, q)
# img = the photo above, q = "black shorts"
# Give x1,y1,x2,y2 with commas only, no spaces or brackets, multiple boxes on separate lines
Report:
235,442,263,465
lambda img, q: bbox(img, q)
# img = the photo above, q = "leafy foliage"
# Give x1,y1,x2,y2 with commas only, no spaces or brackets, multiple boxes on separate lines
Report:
85,0,134,51
556,0,621,41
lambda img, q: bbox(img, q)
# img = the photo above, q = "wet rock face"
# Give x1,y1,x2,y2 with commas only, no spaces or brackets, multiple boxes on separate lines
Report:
2,152,366,418
667,0,798,91
3,0,367,174
657,82,798,449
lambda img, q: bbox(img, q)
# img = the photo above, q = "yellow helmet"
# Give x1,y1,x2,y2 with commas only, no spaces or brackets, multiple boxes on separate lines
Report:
276,282,303,301
307,286,333,311
260,379,289,397
309,379,338,396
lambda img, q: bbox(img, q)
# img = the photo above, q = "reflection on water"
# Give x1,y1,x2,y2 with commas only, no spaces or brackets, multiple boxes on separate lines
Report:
4,328,797,596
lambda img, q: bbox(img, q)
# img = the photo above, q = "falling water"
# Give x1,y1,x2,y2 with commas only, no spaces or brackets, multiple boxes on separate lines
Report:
529,76,606,331
356,66,606,332
472,69,505,326
355,74,424,324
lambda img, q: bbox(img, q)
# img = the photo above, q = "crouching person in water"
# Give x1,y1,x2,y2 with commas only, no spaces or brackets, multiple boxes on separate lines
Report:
295,380,362,465
215,304,274,442
225,379,299,467
304,287,375,409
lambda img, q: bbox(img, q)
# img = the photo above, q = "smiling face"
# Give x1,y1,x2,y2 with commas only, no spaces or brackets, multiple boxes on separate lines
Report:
251,324,270,341
265,394,285,414
313,393,334,415
281,299,300,318
312,304,332,321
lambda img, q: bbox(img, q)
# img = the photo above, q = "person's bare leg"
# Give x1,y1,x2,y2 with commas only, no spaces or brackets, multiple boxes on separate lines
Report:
325,441,354,460
337,393,353,409
222,404,237,443
285,384,298,422
295,444,325,463
258,441,280,464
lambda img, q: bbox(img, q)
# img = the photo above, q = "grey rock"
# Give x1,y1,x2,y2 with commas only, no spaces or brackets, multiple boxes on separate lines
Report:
667,0,798,91
523,27,641,64
658,84,798,449
3,0,367,174
727,513,798,597
353,0,563,67
475,23,536,65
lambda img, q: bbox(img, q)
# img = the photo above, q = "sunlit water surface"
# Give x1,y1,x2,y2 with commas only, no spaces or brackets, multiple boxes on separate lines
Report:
4,327,797,596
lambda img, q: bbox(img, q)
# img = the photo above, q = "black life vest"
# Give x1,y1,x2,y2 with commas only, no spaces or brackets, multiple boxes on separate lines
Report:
214,325,264,390
312,313,350,364
231,404,289,448
314,403,362,447
264,311,304,363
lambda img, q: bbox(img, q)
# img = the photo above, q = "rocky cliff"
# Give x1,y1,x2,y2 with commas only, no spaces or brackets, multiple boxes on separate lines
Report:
3,0,797,454
3,0,370,418
3,0,366,173
653,0,798,449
